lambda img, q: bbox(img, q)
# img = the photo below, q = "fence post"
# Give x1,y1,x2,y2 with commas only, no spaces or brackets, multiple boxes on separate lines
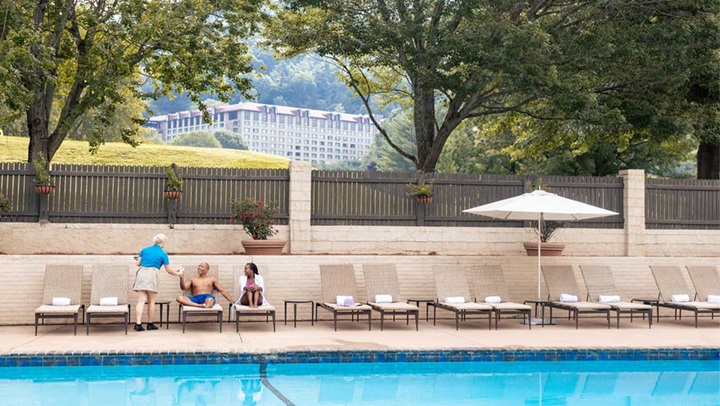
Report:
619,169,645,256
288,160,312,253
415,170,426,226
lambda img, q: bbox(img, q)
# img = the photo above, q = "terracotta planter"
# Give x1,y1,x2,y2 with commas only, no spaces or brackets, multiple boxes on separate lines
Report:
523,242,565,256
242,240,286,255
416,195,433,204
164,190,183,199
35,185,55,195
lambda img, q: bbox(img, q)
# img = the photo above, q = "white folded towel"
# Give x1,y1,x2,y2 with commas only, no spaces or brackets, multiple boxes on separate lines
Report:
671,294,690,303
336,295,357,306
52,297,71,306
484,296,502,304
707,295,720,303
374,294,393,303
598,295,621,303
444,296,465,304
560,294,578,303
99,297,118,306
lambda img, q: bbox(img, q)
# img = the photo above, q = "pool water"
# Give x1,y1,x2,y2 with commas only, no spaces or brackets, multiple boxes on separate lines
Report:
0,361,717,405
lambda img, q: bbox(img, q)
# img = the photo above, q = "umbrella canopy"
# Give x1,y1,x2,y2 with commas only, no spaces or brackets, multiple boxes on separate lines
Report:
463,189,618,302
463,190,618,221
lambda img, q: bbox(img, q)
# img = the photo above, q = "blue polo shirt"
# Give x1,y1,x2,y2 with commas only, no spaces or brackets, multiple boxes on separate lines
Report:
138,244,169,269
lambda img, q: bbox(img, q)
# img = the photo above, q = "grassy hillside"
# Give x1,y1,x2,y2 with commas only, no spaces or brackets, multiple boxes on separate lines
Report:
0,136,289,168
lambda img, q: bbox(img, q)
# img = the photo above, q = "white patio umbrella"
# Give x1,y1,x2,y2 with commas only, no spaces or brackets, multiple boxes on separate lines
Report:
463,189,618,301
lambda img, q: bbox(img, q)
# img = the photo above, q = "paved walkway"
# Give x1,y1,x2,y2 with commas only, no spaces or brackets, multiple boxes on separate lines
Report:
2,315,718,354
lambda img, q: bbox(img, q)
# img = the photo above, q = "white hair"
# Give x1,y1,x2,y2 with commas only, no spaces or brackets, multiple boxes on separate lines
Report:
153,234,168,245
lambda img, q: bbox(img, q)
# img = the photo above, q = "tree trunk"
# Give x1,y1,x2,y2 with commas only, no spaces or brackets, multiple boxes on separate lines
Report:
413,86,436,171
26,89,53,163
697,139,719,179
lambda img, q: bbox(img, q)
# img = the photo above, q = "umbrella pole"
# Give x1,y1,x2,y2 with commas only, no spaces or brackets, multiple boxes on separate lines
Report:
537,213,542,300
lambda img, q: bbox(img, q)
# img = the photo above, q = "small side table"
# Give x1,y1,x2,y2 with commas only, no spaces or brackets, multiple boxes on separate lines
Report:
137,300,170,329
632,298,660,323
523,300,552,327
284,299,314,327
406,298,435,322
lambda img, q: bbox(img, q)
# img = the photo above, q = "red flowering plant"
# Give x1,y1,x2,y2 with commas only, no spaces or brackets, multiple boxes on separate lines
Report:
230,198,280,240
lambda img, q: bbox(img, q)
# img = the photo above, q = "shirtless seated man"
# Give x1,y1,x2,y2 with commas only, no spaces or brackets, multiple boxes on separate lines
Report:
176,262,234,308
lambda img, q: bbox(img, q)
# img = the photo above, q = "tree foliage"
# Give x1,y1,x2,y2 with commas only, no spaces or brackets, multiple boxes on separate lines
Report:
171,131,222,149
213,129,249,150
0,0,264,164
268,0,720,177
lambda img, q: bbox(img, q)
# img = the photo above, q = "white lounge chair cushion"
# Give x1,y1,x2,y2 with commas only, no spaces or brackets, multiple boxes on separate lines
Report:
555,301,611,310
99,297,118,306
560,294,578,303
182,303,223,312
707,295,720,303
374,294,393,303
323,303,372,311
234,303,276,313
488,302,532,311
36,304,81,314
87,304,128,314
444,296,465,304
671,294,690,303
484,296,502,303
608,301,652,310
442,302,493,311
598,295,621,303
52,297,71,306
370,302,418,311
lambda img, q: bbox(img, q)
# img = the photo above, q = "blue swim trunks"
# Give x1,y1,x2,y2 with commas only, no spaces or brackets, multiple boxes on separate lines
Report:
188,293,216,305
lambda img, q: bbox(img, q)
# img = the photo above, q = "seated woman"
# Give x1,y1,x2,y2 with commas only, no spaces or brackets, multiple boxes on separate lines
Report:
238,262,268,308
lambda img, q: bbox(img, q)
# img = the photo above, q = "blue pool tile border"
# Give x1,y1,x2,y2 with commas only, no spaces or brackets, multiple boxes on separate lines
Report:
0,348,717,367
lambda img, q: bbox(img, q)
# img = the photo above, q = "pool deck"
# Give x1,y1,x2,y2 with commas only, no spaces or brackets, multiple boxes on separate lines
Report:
1,315,718,355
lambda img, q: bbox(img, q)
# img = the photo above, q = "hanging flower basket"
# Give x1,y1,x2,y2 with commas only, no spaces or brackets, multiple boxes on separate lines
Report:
163,189,183,199
35,185,55,195
416,195,433,204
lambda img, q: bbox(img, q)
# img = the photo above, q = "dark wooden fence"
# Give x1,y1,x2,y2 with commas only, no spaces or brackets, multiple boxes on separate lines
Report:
0,163,290,225
3,163,718,230
311,171,625,228
646,178,720,230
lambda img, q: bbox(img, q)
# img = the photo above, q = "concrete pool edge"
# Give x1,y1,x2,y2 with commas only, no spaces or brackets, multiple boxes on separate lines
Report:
1,348,718,367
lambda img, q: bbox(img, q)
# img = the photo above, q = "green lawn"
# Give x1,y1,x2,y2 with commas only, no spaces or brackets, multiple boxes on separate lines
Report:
0,136,289,168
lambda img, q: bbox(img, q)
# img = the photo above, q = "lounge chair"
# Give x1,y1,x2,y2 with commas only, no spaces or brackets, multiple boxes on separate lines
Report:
650,266,720,328
86,264,130,334
579,265,653,328
231,264,276,332
316,264,372,331
541,265,611,329
34,264,85,335
686,266,720,306
178,264,223,333
430,267,493,330
471,265,531,329
361,263,419,331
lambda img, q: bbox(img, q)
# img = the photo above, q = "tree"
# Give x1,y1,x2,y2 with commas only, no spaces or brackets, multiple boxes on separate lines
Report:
213,130,249,150
268,1,720,177
171,132,221,148
1,0,264,165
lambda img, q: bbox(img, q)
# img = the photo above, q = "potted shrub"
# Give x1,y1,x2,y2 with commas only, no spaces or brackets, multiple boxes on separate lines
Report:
523,219,567,256
407,182,434,204
230,198,285,255
0,193,10,213
33,155,55,195
164,164,183,199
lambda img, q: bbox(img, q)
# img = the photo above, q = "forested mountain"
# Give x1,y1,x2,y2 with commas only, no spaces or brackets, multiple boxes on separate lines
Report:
148,44,370,116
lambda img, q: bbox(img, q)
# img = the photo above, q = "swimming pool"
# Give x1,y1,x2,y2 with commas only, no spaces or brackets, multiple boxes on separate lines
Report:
0,360,717,405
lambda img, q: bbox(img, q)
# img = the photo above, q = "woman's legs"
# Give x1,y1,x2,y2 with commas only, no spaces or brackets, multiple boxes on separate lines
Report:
240,293,250,306
146,291,156,323
135,291,147,324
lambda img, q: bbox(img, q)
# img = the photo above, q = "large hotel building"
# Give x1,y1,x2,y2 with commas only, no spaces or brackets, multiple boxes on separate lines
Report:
147,102,378,165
